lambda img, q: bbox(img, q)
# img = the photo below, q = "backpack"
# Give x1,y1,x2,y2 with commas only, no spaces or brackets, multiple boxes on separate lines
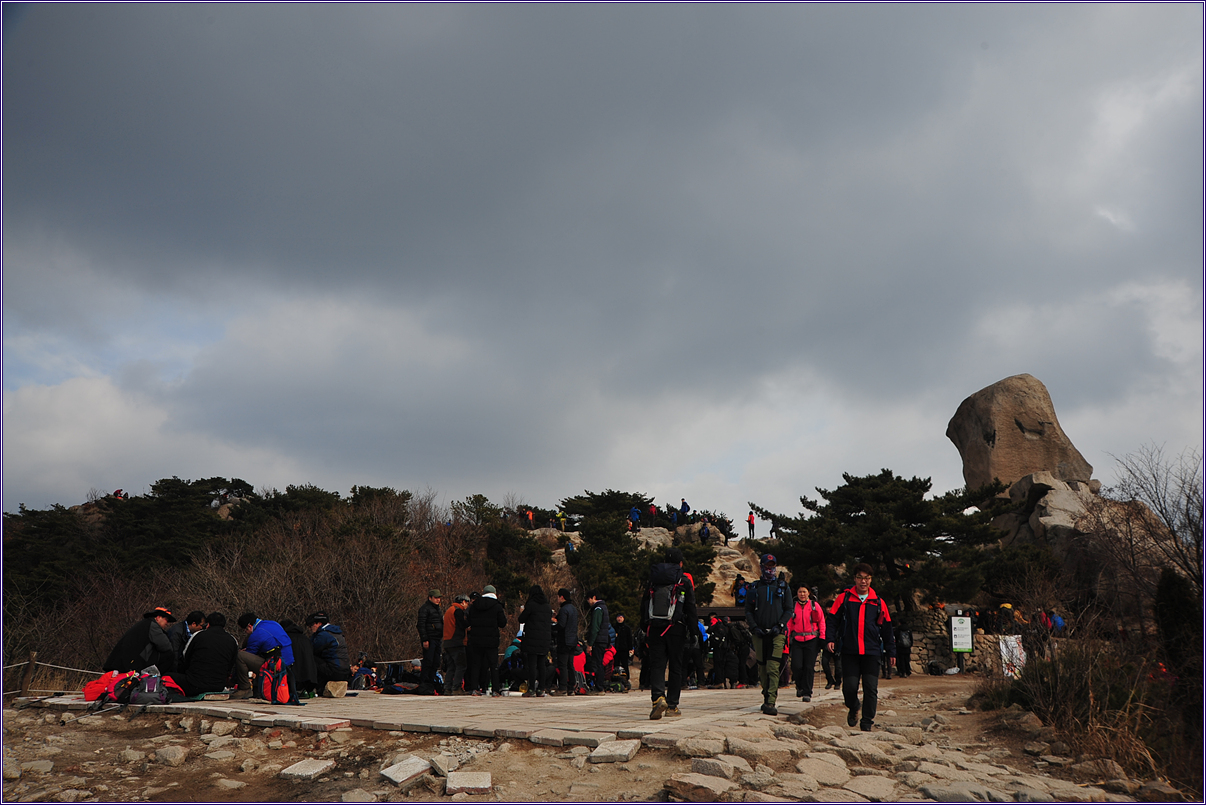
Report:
128,673,168,705
647,564,687,628
897,629,913,649
734,581,748,607
255,655,297,704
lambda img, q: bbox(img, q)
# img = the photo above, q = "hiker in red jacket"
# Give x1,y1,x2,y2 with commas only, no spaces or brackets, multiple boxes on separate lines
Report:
827,563,895,732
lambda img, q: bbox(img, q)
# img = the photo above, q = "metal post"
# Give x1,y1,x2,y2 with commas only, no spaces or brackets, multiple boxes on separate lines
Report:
19,651,37,697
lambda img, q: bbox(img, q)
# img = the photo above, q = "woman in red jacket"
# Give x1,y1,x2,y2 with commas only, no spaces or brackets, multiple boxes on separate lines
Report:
785,584,825,701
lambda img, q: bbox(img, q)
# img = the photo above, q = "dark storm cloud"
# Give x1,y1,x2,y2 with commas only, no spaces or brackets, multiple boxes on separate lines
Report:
3,3,1200,513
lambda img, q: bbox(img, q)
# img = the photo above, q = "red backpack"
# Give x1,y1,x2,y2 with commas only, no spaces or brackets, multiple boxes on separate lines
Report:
255,655,297,704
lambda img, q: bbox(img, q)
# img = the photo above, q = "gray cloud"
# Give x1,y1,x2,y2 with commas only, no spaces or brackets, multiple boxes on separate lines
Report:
3,4,1200,516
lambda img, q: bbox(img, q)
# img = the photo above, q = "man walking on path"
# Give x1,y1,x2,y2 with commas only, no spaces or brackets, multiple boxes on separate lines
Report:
641,547,696,719
416,589,443,689
745,554,792,714
828,563,895,731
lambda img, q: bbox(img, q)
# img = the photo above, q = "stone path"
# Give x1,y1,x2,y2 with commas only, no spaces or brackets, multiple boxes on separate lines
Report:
21,686,1160,802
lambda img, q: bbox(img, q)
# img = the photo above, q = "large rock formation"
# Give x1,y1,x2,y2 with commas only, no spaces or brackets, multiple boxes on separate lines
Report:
946,374,1093,490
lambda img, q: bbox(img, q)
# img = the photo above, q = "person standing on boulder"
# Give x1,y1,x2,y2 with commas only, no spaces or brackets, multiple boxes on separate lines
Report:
747,511,756,540
745,554,792,715
827,563,894,731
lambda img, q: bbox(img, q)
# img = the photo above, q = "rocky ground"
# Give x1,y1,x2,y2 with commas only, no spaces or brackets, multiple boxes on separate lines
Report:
2,674,1187,803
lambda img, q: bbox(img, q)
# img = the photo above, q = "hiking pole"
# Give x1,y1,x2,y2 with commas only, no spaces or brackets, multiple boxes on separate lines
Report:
15,693,65,710
60,703,124,726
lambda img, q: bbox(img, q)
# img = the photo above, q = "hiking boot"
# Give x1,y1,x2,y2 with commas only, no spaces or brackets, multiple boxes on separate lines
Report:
665,706,681,717
860,721,874,732
802,695,812,702
229,688,252,700
847,708,858,727
490,691,504,697
761,703,778,716
521,691,535,698
650,696,668,720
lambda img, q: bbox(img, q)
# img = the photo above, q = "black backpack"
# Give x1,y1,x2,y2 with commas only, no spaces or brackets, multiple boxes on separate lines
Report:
647,564,687,628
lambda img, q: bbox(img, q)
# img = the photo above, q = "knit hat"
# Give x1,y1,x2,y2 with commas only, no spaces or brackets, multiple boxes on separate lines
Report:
483,585,497,595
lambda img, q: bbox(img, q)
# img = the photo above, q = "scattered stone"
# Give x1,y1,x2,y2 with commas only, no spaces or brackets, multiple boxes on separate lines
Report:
799,789,870,802
156,745,188,767
210,720,237,737
342,789,378,802
796,757,851,786
178,717,195,731
3,764,20,781
444,772,492,795
1039,755,1071,767
843,775,897,802
240,758,259,773
676,737,726,757
19,761,53,774
205,750,235,761
882,726,924,745
727,737,794,767
1070,758,1126,782
1137,779,1184,802
665,772,739,802
120,749,145,763
429,754,458,776
741,770,777,790
322,681,349,698
281,759,337,781
51,790,90,803
1023,742,1050,756
691,757,737,779
589,740,639,764
919,780,1013,803
214,778,246,790
380,756,432,789
716,754,754,774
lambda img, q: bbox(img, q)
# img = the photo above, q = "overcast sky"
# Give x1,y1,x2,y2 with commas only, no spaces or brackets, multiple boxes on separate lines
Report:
3,4,1202,526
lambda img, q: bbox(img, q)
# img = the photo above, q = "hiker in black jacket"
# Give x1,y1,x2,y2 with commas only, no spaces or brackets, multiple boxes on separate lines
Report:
465,585,507,696
640,547,696,719
745,554,792,715
517,585,552,696
104,607,178,674
553,588,579,695
416,589,444,688
177,612,239,697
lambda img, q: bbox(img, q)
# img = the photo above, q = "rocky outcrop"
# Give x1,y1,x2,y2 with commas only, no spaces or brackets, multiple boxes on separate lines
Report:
947,374,1093,490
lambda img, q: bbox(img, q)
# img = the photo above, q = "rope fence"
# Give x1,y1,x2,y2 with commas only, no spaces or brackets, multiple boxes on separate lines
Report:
3,654,101,698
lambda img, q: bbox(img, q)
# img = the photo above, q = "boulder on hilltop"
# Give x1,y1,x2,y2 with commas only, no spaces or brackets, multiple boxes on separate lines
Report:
946,374,1093,490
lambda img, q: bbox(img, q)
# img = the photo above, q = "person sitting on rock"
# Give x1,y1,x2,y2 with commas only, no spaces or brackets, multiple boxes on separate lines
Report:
167,610,206,670
233,612,294,699
104,607,178,674
307,611,351,695
176,612,240,698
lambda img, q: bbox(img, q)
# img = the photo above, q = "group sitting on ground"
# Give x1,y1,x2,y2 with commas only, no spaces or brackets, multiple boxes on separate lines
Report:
101,606,353,703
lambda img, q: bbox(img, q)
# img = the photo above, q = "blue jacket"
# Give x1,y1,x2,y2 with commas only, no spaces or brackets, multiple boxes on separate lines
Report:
246,619,294,666
311,624,350,673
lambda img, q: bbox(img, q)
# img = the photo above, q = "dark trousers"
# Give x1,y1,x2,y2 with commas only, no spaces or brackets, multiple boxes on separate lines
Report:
525,652,548,693
443,645,467,693
420,641,441,686
897,647,912,677
315,659,351,692
842,653,881,726
791,639,821,697
646,626,685,707
589,643,609,689
467,644,500,693
557,647,574,692
822,646,842,687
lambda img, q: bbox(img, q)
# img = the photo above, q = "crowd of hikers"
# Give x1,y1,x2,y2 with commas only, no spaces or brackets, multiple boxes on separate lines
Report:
92,545,909,733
